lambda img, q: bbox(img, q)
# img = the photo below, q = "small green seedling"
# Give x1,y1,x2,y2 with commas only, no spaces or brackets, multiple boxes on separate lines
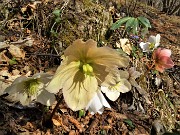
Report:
111,16,151,36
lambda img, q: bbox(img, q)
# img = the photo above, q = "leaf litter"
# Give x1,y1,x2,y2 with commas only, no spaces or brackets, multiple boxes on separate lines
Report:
0,0,180,135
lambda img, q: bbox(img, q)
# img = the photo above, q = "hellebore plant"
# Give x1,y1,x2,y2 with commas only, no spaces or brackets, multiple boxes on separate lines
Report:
138,47,174,83
128,67,141,87
101,70,131,101
152,48,174,73
85,90,111,115
46,39,129,111
140,34,160,52
5,73,55,106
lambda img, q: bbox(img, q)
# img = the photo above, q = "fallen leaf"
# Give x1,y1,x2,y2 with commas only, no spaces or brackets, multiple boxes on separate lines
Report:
52,118,61,126
52,115,70,131
8,45,25,59
120,39,132,55
0,50,9,64
68,115,84,132
0,70,20,98
0,42,9,49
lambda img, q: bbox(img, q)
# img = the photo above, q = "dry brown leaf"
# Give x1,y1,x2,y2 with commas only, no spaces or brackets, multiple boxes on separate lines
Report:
11,37,34,47
52,115,70,131
12,69,20,76
52,118,61,126
8,45,25,59
0,42,9,49
0,50,10,64
119,38,132,55
69,130,78,135
68,115,84,132
108,112,128,120
0,69,20,97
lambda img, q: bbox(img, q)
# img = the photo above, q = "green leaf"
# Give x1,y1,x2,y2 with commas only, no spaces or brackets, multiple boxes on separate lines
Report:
125,17,135,29
132,18,139,34
9,58,17,65
125,18,139,34
50,30,58,38
137,16,151,28
78,110,85,118
52,9,61,17
55,17,61,23
124,119,135,128
110,17,131,30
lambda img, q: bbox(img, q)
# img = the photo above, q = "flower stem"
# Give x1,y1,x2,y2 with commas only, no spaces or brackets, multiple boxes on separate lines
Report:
49,94,63,120
43,94,63,128
137,62,155,83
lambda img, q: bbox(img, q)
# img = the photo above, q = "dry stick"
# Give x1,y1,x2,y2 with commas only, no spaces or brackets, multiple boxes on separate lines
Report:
49,93,63,120
26,53,60,57
137,61,155,83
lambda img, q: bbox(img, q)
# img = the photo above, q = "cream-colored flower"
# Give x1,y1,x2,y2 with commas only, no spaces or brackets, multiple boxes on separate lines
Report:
5,73,55,106
139,34,160,52
128,67,141,87
86,90,111,115
101,70,131,101
46,39,129,111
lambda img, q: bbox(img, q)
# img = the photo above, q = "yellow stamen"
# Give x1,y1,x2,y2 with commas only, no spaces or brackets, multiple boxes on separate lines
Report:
24,79,40,96
149,43,155,50
82,63,93,75
108,82,122,91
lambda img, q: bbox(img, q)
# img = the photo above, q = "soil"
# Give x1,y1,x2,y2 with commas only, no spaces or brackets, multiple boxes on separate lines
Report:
0,0,179,135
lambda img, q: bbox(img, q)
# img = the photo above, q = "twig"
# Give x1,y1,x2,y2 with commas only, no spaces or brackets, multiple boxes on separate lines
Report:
49,94,63,120
26,53,60,57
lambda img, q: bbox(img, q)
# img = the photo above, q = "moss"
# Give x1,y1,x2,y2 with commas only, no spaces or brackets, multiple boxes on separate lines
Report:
56,0,112,48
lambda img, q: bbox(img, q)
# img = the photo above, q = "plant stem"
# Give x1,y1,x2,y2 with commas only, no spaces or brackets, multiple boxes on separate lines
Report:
137,62,155,83
49,94,63,120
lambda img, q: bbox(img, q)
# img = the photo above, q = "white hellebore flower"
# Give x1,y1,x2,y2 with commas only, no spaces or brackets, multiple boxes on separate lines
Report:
85,90,110,115
128,67,141,87
101,70,131,101
139,34,160,52
4,73,55,106
46,39,129,111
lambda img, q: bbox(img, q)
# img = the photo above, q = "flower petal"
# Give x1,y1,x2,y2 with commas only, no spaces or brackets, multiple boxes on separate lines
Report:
148,35,156,44
18,93,30,105
128,67,141,79
86,91,110,114
155,64,165,73
155,34,161,44
119,79,131,93
4,76,27,94
159,49,171,57
90,47,129,68
64,39,97,63
33,73,52,84
37,90,55,106
46,61,80,94
139,42,150,52
101,86,120,101
62,71,98,111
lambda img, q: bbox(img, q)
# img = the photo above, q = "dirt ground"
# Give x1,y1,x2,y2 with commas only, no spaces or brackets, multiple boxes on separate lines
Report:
0,0,180,135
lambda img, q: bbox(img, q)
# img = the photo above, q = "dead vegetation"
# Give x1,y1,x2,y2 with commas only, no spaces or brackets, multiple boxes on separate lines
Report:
0,0,180,134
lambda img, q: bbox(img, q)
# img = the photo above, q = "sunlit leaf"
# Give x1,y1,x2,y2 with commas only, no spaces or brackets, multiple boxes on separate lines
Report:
110,17,131,30
138,16,151,28
124,119,135,128
52,9,61,17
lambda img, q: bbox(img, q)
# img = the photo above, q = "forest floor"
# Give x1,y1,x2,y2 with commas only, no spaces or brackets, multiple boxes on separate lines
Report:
0,0,180,135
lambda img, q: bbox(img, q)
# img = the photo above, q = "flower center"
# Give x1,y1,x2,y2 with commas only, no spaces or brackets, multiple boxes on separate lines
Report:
149,43,155,50
108,82,122,91
24,79,41,96
82,63,93,76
